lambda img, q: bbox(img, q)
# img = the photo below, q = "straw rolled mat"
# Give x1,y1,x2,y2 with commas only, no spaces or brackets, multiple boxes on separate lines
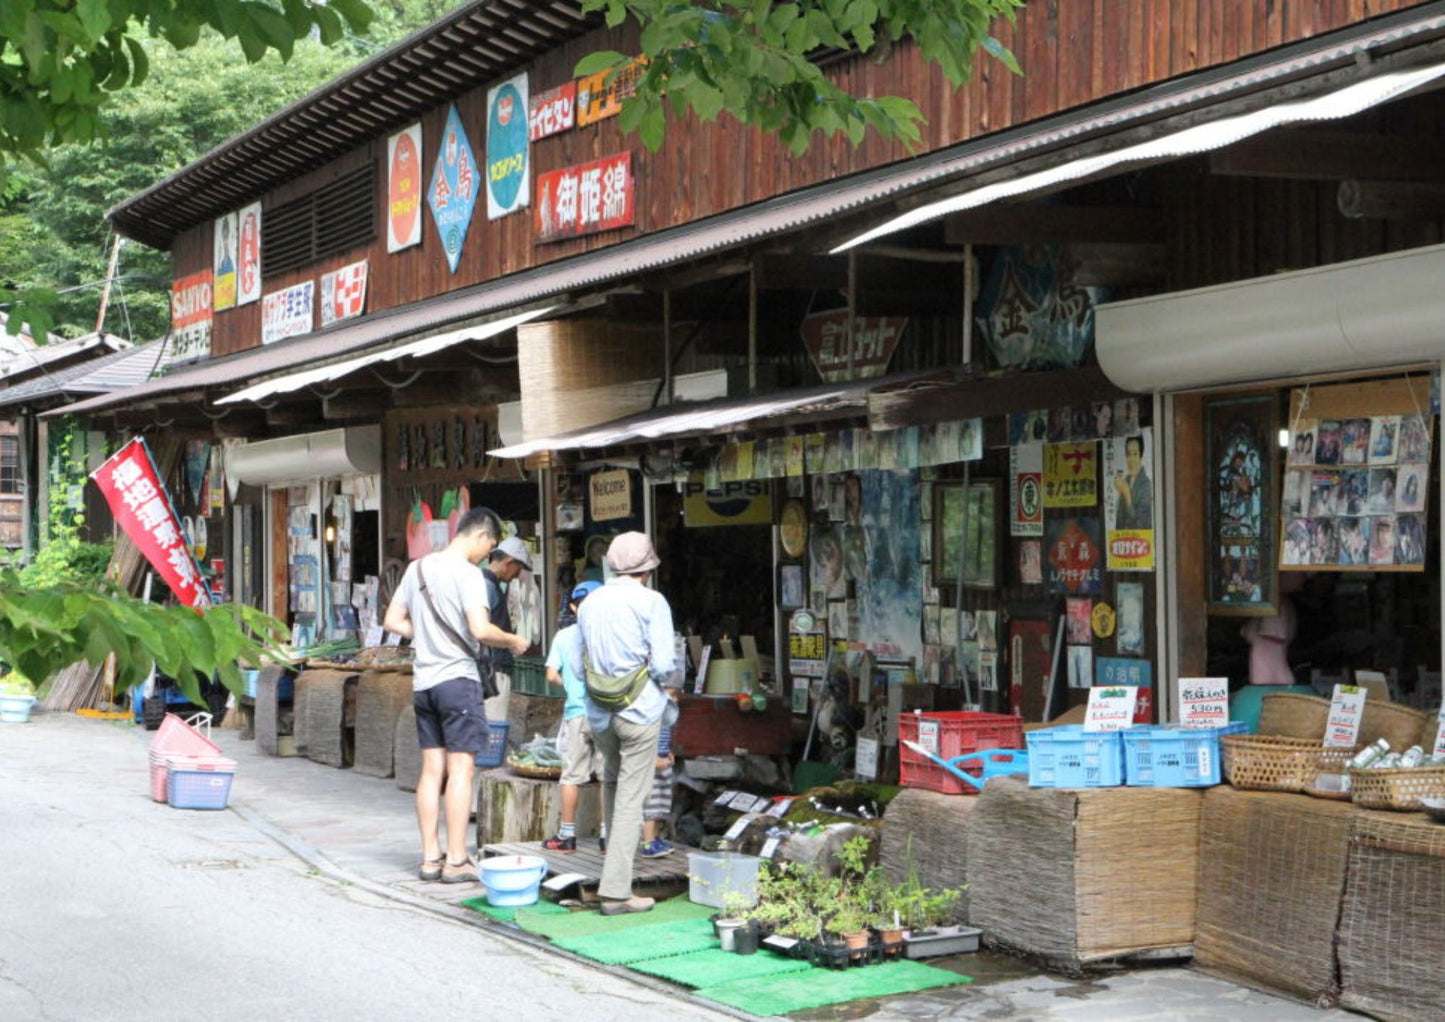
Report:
1338,811,1445,1021
966,776,1202,968
1194,786,1360,1006
879,787,977,921
394,705,420,792
352,671,414,778
294,669,359,768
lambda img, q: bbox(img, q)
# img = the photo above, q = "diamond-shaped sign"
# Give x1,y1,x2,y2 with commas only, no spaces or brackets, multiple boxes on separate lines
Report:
427,104,480,273
1045,516,1102,595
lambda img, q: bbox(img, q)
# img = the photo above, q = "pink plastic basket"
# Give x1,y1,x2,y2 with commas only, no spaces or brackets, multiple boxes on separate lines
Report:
147,714,222,802
164,754,237,810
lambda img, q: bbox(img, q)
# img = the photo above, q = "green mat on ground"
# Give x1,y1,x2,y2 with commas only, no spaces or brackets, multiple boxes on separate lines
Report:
630,947,812,987
460,897,569,923
555,917,718,964
516,896,713,940
695,960,971,1015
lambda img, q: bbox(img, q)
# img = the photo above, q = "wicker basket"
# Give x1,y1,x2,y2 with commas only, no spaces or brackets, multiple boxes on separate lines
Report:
1257,693,1330,740
1358,700,1430,752
1348,765,1445,811
507,759,563,780
1222,734,1331,792
1305,745,1362,801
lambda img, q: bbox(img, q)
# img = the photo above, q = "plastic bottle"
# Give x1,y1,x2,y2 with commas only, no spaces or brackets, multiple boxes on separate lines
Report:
1400,745,1426,768
1349,738,1390,770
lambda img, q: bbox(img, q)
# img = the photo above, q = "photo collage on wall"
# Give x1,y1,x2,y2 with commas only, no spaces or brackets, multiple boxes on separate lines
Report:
1281,412,1432,569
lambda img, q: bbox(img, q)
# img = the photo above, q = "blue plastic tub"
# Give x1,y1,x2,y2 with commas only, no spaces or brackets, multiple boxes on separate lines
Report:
1025,726,1125,788
481,854,548,907
1122,721,1250,788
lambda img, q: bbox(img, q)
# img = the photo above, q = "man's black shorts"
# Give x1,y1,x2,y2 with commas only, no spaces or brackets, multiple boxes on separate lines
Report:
414,677,488,754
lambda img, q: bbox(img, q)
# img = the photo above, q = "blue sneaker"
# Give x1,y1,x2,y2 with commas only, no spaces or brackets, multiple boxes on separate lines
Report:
638,838,674,858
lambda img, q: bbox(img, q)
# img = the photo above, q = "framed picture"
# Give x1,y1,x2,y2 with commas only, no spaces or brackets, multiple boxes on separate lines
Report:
933,479,1001,589
1207,394,1277,614
778,564,805,610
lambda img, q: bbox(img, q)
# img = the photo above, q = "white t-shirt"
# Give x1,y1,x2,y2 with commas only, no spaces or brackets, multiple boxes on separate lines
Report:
394,552,489,692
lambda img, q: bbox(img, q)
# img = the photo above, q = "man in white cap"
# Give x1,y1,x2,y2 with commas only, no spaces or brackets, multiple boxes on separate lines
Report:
482,536,533,719
568,531,675,915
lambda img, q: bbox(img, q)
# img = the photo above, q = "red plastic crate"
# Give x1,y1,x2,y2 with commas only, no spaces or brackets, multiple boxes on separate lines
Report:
898,711,1025,794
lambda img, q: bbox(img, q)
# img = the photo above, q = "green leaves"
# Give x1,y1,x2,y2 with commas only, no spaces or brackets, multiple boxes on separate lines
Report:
587,0,1021,154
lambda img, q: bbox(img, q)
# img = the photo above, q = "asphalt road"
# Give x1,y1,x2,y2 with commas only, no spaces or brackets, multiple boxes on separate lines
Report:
0,715,734,1022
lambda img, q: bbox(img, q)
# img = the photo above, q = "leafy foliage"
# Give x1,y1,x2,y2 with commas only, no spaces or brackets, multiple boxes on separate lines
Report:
576,0,1022,154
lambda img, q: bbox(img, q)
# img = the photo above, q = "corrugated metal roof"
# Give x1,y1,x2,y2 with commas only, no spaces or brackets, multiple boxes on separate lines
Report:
56,6,1445,420
0,338,168,412
109,0,599,250
0,331,129,380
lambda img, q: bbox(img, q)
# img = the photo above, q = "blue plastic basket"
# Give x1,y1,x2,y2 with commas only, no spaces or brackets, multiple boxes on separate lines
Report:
166,758,236,810
1025,726,1125,788
475,720,510,768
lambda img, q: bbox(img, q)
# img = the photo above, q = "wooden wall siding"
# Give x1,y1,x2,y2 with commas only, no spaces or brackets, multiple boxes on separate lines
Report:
179,0,1429,358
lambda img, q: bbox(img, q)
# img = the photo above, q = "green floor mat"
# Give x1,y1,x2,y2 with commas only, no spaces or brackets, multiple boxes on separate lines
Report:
630,947,812,988
516,896,714,940
696,960,971,1015
554,917,718,965
460,897,570,923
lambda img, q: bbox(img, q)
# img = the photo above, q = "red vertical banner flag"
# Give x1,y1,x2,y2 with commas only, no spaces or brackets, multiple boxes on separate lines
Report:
91,438,210,609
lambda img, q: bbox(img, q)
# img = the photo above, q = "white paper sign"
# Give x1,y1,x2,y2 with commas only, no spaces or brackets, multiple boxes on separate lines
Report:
713,789,739,807
723,814,752,841
1084,686,1138,732
694,648,712,695
855,736,879,780
1324,684,1367,748
759,836,781,859
766,798,793,818
1178,677,1230,729
1433,705,1445,758
916,717,940,755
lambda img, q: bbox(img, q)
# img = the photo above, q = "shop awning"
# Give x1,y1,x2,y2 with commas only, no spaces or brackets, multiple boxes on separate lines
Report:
487,372,933,460
216,306,558,405
833,58,1445,252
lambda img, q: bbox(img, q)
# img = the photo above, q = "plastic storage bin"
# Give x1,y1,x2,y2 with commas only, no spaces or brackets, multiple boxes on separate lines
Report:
165,754,237,810
1026,726,1126,788
1123,725,1232,787
509,656,553,697
898,711,1025,794
687,851,760,909
148,713,222,802
474,720,511,768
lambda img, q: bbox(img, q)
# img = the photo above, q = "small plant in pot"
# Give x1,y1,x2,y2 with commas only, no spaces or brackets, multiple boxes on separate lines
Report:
0,670,38,723
713,891,754,951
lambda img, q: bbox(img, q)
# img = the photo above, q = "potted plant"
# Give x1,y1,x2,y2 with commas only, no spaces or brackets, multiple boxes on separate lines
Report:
714,890,754,951
0,671,37,723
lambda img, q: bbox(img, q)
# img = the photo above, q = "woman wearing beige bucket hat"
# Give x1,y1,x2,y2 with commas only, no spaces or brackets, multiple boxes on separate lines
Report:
566,531,674,915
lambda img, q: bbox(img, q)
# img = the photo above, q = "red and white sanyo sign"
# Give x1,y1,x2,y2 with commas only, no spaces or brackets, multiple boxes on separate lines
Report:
800,311,908,383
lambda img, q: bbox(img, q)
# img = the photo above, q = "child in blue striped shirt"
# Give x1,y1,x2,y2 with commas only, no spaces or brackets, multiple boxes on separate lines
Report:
639,687,681,858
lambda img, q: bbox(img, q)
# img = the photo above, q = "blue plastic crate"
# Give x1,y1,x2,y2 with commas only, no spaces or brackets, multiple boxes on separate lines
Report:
475,721,510,768
1025,726,1125,788
1122,725,1237,787
167,762,236,810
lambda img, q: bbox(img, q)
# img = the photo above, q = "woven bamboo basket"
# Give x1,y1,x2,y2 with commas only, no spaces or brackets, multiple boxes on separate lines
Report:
1257,693,1330,740
1358,701,1430,751
507,759,563,780
1222,734,1329,792
1304,745,1361,801
1348,765,1445,811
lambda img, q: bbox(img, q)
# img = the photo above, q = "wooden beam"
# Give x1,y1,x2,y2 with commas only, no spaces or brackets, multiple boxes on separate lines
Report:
264,402,326,428
1209,129,1445,182
868,365,1132,430
752,254,847,290
1337,179,1445,220
943,205,1166,245
207,409,271,438
1060,242,1169,286
322,389,393,420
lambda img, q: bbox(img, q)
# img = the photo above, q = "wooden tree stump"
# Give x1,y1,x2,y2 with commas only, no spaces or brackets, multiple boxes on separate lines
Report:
475,766,600,846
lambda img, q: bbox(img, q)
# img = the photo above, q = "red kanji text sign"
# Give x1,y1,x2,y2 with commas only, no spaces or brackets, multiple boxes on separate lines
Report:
92,439,210,609
535,152,633,242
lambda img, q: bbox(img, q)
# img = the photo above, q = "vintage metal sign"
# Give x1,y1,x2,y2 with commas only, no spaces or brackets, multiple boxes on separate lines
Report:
486,73,530,220
535,151,634,243
320,260,368,328
1010,442,1044,536
212,211,238,311
169,269,213,365
92,438,210,609
576,58,645,126
799,311,907,383
1044,441,1098,507
387,123,424,253
427,104,481,272
261,280,315,344
1045,515,1103,595
528,81,575,141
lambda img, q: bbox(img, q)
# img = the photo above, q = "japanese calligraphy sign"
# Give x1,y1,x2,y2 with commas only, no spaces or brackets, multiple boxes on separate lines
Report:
320,260,368,328
1178,677,1229,729
1325,683,1367,748
236,202,262,307
575,58,645,125
528,81,575,140
212,211,238,311
261,280,315,344
169,269,213,365
788,620,827,679
387,123,424,253
1083,686,1137,732
1098,657,1152,723
1010,442,1043,536
1044,441,1097,507
92,439,210,609
799,311,908,382
535,151,634,242
1045,515,1103,595
486,73,530,220
427,104,481,272
1103,428,1155,570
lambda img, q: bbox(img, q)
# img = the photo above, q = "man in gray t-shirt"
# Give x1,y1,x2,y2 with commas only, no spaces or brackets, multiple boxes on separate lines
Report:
384,507,528,884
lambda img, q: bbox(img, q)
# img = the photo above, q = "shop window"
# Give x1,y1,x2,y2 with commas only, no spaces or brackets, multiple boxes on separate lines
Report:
0,435,18,494
263,164,376,277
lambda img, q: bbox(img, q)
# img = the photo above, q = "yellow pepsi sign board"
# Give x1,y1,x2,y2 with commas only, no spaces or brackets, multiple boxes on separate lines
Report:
683,475,773,527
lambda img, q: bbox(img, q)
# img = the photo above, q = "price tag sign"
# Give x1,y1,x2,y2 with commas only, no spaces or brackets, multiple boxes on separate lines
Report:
723,815,753,841
917,718,940,755
1084,686,1138,732
729,791,759,811
759,836,781,859
713,790,739,807
855,737,879,780
1325,684,1367,748
766,798,793,818
1178,677,1230,729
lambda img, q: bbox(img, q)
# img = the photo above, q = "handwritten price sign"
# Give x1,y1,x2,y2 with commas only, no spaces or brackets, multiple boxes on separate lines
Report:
1178,677,1230,729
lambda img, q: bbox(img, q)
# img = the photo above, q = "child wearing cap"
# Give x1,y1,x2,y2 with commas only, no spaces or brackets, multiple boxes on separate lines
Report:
543,580,603,851
639,687,681,857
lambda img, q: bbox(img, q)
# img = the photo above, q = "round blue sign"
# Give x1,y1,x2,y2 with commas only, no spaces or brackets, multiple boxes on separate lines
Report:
487,82,527,212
